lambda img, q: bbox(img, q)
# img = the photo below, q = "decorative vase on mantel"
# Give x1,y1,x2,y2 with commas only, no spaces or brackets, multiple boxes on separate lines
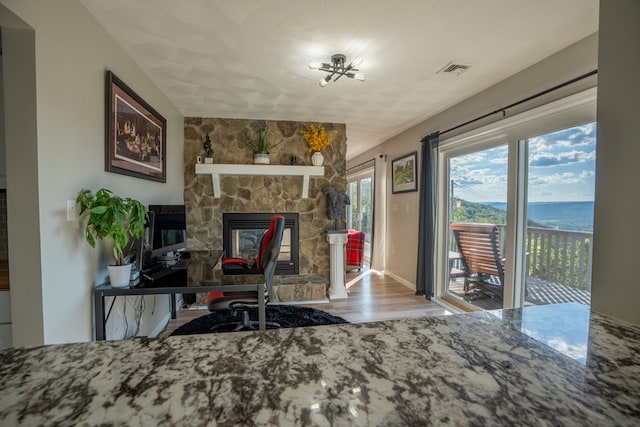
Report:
311,151,324,166
254,151,270,165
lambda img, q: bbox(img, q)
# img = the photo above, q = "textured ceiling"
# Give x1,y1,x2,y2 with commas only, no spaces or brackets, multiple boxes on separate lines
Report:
80,0,598,159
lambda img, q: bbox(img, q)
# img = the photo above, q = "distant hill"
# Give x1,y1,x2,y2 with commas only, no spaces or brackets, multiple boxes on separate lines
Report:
487,201,594,232
452,199,506,224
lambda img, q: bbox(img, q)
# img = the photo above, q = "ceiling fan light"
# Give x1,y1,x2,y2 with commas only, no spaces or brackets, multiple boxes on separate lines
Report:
308,61,322,70
354,72,366,81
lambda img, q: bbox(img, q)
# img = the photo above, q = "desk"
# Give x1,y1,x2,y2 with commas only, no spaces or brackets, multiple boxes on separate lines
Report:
93,282,266,340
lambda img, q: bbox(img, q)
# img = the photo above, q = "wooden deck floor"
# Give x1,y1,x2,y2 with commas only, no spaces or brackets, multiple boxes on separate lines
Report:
159,268,451,337
448,276,591,310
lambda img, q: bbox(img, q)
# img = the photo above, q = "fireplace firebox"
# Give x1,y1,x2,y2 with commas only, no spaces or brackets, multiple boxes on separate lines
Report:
222,213,299,275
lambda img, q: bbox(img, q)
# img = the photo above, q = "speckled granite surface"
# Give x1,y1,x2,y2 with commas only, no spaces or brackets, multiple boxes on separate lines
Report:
1,303,638,426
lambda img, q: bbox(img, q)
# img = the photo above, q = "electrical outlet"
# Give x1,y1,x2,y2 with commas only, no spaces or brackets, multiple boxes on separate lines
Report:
66,199,77,221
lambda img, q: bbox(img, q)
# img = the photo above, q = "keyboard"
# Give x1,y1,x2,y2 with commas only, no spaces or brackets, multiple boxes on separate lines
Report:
142,266,177,282
170,258,190,270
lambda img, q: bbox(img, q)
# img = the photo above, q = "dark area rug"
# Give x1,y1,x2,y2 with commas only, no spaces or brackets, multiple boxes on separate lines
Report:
171,305,349,336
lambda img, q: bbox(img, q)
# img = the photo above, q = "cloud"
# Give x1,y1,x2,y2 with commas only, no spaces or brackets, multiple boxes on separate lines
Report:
489,157,508,165
529,172,586,185
454,177,484,186
528,123,596,150
529,150,595,167
450,153,487,166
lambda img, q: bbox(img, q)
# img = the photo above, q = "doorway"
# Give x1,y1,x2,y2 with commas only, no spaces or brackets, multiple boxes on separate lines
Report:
347,169,373,266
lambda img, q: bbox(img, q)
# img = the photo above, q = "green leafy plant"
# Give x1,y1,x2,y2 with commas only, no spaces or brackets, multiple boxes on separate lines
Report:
76,188,148,266
241,127,283,153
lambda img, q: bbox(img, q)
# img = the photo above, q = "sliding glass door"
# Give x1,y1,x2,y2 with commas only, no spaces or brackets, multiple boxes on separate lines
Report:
521,123,596,307
347,170,373,265
434,89,597,311
445,145,509,310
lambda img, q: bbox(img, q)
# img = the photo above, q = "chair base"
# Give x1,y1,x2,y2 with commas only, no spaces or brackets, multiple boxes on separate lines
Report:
210,310,280,332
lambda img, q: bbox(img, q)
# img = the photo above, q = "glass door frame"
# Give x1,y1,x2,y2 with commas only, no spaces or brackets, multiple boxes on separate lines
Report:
347,167,374,265
347,168,374,232
433,88,597,311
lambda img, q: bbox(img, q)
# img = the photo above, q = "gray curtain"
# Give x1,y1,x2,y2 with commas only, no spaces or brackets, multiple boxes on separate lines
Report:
415,132,440,297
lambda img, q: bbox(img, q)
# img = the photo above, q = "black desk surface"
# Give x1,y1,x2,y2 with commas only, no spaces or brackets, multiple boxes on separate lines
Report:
93,250,264,340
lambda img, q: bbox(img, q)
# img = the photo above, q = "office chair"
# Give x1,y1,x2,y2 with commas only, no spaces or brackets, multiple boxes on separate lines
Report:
206,214,285,331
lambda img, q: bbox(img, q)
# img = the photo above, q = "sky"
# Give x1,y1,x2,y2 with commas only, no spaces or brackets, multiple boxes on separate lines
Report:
450,122,596,203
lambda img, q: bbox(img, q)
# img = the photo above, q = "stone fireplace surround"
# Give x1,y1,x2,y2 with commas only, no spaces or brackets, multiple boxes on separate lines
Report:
183,118,347,302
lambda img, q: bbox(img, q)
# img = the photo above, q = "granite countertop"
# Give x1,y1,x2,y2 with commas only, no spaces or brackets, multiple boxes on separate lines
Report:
1,303,638,426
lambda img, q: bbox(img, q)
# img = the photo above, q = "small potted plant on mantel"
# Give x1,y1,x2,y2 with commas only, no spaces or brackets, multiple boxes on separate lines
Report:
76,188,147,288
241,127,283,164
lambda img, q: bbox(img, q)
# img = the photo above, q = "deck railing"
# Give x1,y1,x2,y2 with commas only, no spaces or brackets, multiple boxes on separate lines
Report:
525,227,593,291
451,224,593,292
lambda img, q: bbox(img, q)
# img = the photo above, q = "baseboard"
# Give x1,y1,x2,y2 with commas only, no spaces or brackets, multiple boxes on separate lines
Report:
384,271,416,291
149,312,171,338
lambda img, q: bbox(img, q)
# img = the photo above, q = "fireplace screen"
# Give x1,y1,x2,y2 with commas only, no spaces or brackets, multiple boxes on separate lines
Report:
230,228,291,263
223,213,299,275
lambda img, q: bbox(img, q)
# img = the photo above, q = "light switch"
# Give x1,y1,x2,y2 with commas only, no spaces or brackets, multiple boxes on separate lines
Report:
66,200,77,221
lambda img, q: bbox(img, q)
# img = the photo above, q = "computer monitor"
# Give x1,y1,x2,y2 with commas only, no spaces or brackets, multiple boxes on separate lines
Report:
147,205,187,257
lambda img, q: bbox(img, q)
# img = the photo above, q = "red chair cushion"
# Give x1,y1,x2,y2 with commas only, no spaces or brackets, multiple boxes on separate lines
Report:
206,291,225,305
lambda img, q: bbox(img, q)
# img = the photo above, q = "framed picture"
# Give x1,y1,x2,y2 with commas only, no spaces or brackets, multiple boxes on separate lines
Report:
105,70,166,182
392,151,418,194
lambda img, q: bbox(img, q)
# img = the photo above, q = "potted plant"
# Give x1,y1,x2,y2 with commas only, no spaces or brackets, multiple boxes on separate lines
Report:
241,127,283,164
76,188,148,288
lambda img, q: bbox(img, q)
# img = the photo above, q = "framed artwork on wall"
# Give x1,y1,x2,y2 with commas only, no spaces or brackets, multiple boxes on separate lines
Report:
105,70,166,182
391,151,418,194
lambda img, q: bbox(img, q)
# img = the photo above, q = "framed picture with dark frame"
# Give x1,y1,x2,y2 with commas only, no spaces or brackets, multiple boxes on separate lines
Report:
392,151,418,194
105,70,166,182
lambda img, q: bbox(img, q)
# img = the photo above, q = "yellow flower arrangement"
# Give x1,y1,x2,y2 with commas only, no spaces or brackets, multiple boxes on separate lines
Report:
301,124,337,152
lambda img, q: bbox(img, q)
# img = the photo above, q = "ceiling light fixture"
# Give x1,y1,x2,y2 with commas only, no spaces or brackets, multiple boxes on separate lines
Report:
309,54,366,88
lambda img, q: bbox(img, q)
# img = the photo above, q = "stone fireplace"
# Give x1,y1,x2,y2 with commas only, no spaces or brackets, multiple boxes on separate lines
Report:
183,118,347,302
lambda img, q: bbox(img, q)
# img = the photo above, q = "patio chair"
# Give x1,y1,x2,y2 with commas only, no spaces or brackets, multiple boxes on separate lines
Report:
450,222,504,299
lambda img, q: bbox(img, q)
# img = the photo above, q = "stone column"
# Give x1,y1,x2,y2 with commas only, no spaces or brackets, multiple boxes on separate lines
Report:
326,231,348,299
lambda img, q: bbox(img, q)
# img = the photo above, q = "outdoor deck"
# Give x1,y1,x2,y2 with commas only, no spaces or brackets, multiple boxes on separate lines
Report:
447,224,593,310
448,276,591,310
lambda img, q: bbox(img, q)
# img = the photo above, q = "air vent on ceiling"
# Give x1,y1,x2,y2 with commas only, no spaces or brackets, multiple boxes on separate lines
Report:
437,61,471,75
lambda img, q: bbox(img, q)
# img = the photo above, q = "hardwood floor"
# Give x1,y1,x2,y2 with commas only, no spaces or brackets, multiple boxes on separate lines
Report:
300,268,451,323
159,268,451,337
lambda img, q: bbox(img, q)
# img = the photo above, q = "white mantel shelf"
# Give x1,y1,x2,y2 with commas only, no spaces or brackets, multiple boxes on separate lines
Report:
195,163,325,198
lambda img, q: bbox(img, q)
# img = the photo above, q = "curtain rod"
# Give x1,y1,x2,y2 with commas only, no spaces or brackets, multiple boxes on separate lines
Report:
346,158,375,173
440,69,598,137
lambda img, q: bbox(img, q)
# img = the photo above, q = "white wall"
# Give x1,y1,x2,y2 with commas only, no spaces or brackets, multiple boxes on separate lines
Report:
591,0,640,325
1,0,185,344
348,33,598,289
